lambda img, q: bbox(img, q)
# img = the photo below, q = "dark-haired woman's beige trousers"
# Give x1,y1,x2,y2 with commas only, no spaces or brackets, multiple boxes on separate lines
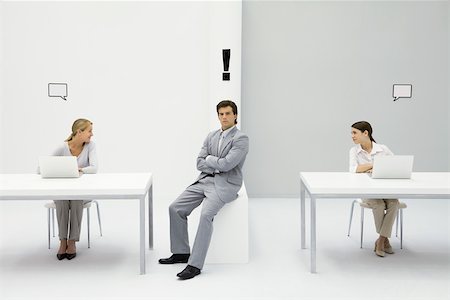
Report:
363,199,399,238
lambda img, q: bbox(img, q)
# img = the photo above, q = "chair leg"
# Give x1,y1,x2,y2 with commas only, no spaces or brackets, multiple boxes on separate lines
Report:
47,208,51,249
360,206,364,248
400,209,403,249
347,200,356,236
51,208,55,237
395,209,399,237
87,207,91,248
93,200,103,236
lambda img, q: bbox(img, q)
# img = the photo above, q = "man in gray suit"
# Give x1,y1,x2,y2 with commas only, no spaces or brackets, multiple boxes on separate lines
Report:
159,100,249,280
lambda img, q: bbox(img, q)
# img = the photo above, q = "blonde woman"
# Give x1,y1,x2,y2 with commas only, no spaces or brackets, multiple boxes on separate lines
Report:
50,119,98,260
349,121,399,257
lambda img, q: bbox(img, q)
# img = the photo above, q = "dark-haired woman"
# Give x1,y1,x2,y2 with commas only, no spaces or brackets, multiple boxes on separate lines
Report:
349,121,399,257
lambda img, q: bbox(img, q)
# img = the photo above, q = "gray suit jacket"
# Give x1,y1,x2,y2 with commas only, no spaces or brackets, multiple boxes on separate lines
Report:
195,126,249,202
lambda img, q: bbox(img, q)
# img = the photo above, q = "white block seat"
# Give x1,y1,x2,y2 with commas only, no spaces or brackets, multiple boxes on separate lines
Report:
189,183,249,264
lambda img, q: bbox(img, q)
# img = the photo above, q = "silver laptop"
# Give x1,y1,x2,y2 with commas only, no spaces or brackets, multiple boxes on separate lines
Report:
39,156,80,178
370,155,414,179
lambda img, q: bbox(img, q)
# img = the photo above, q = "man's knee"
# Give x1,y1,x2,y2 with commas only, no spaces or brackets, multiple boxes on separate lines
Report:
169,202,179,214
169,201,189,218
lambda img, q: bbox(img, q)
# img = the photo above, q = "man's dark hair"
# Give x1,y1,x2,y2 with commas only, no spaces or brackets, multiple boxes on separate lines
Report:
216,100,238,124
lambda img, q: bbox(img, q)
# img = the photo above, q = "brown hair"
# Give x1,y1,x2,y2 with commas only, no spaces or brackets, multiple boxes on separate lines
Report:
351,121,376,143
216,100,238,124
65,118,93,142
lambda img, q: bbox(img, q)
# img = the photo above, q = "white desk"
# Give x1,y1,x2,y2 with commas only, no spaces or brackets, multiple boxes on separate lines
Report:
299,172,450,273
0,173,153,275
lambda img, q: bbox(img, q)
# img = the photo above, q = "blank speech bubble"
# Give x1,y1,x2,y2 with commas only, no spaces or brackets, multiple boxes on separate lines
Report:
392,84,412,101
48,83,68,101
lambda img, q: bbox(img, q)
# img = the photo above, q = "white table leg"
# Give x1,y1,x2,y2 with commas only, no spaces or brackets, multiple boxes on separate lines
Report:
140,196,146,275
300,179,306,249
310,195,316,273
148,185,153,249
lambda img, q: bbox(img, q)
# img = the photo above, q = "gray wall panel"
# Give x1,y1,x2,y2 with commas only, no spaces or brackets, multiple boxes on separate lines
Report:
242,1,449,197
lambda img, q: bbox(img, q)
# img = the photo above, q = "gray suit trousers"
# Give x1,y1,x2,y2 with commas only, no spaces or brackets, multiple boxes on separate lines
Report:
169,176,225,269
54,200,88,241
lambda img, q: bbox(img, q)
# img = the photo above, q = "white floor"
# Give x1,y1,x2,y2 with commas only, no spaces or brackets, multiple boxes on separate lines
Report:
0,197,449,300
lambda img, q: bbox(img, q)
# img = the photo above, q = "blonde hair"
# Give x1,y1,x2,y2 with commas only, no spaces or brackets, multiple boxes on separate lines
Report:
65,118,93,142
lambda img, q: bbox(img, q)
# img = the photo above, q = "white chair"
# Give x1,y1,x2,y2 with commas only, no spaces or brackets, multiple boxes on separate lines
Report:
45,200,103,249
347,199,407,249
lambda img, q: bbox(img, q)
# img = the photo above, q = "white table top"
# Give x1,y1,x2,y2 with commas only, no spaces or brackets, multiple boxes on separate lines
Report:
0,173,152,200
300,172,450,197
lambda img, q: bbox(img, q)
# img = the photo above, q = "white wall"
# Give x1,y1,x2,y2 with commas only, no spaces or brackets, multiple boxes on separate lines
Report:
242,1,449,197
207,2,242,129
0,1,3,159
0,1,242,200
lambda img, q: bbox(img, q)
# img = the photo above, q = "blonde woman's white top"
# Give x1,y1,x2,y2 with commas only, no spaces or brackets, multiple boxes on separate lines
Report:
349,142,393,173
51,141,98,174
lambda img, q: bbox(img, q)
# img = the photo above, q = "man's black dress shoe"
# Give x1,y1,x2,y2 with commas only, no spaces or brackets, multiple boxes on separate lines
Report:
66,252,77,260
176,265,201,280
158,254,190,264
56,253,66,260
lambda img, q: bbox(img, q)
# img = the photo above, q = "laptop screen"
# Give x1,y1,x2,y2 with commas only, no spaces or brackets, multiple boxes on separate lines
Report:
38,156,80,178
371,155,414,179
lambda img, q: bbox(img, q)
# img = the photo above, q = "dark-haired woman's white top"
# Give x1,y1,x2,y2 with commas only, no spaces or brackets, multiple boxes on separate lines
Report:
349,142,393,173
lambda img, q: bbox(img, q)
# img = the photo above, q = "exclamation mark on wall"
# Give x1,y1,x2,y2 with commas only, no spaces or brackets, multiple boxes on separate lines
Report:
222,49,230,81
